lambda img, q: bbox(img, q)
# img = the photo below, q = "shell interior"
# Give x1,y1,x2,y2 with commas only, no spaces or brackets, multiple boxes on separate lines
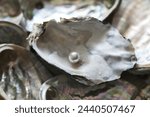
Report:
112,0,150,71
26,0,120,31
28,18,136,84
0,44,51,99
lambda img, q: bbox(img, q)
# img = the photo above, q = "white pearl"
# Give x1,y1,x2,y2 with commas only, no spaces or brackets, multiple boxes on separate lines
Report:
68,52,80,64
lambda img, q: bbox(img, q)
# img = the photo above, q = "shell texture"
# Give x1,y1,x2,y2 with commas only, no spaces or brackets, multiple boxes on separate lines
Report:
27,18,136,84
26,0,120,31
0,44,51,99
112,0,150,71
0,0,23,25
0,0,21,17
1,0,149,100
39,74,88,100
0,21,28,48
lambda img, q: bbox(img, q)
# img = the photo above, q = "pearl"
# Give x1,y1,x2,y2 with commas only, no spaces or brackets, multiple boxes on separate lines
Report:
68,52,80,64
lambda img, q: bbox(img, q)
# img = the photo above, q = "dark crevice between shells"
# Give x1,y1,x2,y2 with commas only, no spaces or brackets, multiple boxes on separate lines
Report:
103,0,121,24
121,71,149,99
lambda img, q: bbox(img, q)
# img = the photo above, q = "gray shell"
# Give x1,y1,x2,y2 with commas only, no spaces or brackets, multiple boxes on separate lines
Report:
26,0,120,31
0,0,21,17
0,44,51,99
112,0,150,72
27,18,136,84
0,21,28,48
0,0,23,25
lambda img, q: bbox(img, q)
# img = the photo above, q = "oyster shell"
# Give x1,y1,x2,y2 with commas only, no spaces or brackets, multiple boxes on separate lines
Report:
0,0,21,17
0,0,23,25
27,18,136,84
0,44,51,99
0,87,8,99
26,0,120,31
0,13,24,25
39,74,88,100
112,0,150,72
0,21,28,48
140,85,150,100
18,0,43,19
39,73,142,100
0,0,42,25
84,79,137,100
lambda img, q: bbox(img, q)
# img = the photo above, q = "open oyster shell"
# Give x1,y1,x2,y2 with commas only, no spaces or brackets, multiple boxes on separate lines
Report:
112,0,150,72
27,18,136,84
26,0,120,31
0,44,51,99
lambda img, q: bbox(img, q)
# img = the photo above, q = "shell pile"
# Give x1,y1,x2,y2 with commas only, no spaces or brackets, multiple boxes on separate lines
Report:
0,0,150,100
